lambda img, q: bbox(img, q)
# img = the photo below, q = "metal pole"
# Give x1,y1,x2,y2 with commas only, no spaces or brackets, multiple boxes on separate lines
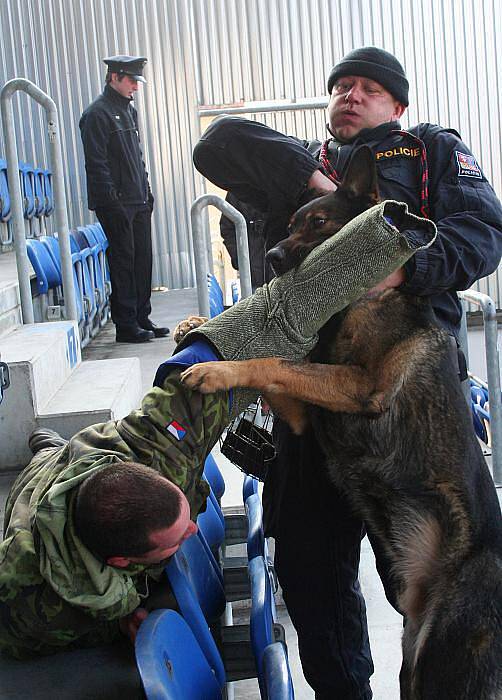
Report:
0,78,78,323
0,85,34,323
190,194,251,317
459,290,502,485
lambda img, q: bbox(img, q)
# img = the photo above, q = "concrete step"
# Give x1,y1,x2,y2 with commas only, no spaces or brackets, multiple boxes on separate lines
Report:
0,321,81,469
38,357,142,438
0,281,21,339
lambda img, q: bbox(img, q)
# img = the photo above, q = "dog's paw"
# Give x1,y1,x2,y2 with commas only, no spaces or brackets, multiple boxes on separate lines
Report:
173,316,208,344
180,362,236,394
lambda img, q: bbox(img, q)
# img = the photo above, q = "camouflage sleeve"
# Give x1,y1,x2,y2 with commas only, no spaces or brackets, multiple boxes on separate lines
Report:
116,369,230,517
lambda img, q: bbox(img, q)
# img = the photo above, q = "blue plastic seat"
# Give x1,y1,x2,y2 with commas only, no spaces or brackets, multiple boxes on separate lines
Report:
0,159,11,222
262,642,295,700
26,238,62,294
197,488,225,551
19,162,35,219
164,533,226,686
68,231,98,335
243,474,259,502
207,273,225,317
42,169,54,216
33,168,46,218
203,453,225,501
41,235,87,343
245,493,266,561
135,609,223,700
249,555,283,696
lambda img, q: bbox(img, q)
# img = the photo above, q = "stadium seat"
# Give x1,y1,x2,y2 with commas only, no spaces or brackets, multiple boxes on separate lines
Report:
243,474,259,502
42,169,54,216
207,273,225,317
249,556,286,697
197,488,225,551
26,238,62,295
245,493,266,561
19,162,35,220
69,231,98,336
0,159,11,222
203,453,225,501
164,534,227,686
40,235,87,344
135,609,223,700
262,642,295,700
33,168,46,218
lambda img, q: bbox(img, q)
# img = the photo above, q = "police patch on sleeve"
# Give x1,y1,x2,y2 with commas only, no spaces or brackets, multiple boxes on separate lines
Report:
455,151,482,179
166,420,187,440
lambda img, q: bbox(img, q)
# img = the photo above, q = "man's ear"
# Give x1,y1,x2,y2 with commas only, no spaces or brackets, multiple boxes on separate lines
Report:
107,555,131,568
340,146,379,203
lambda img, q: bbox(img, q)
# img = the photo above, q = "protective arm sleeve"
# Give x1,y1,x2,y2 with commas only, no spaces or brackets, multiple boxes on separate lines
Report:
180,200,437,412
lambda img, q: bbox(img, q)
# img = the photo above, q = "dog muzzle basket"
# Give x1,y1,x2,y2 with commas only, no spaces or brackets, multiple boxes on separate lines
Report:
220,398,276,481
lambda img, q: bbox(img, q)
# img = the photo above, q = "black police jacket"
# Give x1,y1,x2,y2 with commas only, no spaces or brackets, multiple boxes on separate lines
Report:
194,117,502,336
79,84,150,210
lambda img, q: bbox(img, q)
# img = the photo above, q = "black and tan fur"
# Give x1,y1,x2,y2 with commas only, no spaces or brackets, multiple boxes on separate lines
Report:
181,148,502,699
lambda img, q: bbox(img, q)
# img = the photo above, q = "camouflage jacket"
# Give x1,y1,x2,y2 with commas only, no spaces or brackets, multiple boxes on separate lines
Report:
0,370,229,658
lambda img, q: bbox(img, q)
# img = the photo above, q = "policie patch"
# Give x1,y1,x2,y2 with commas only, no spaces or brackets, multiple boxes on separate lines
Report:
166,420,187,440
455,151,482,179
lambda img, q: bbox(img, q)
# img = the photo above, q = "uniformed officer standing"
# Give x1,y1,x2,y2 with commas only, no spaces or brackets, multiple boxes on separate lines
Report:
79,55,169,343
193,46,502,699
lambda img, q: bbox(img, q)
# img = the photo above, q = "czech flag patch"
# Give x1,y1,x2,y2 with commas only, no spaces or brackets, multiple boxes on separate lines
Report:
166,420,187,441
455,151,482,179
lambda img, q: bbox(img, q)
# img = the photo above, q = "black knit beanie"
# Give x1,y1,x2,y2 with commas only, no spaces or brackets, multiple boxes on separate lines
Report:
327,47,409,106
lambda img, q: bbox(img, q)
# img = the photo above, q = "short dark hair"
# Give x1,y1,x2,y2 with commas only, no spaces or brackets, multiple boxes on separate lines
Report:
73,462,182,560
105,70,127,84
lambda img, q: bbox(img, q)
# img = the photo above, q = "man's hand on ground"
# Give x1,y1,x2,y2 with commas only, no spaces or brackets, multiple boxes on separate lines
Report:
119,607,149,643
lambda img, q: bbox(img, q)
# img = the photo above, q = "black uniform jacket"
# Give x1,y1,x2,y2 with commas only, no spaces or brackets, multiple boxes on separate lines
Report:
79,84,150,210
194,117,502,335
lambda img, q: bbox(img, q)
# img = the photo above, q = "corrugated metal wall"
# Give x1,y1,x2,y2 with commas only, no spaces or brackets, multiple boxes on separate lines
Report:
1,0,501,299
0,0,202,289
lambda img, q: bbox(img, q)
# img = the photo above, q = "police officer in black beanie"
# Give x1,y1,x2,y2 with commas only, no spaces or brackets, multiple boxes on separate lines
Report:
80,55,170,343
192,46,502,699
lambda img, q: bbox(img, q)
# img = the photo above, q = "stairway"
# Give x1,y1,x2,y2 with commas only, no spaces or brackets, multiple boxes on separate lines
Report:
0,253,142,471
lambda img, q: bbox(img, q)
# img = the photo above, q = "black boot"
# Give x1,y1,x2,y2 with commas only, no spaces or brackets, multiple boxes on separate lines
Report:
138,319,170,338
29,428,68,455
116,325,155,343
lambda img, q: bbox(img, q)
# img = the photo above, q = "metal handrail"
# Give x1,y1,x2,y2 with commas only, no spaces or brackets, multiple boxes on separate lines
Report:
0,78,77,323
190,194,252,318
459,290,502,485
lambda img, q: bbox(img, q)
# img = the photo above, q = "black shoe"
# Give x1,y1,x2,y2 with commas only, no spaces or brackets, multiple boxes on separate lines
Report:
29,428,68,455
116,327,155,343
138,319,170,338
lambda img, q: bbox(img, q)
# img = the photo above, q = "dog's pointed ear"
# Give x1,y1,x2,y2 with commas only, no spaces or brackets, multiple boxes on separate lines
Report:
340,146,379,203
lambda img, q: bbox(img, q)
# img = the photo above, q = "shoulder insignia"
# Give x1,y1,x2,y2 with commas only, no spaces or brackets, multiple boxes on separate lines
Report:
455,151,482,179
166,420,186,441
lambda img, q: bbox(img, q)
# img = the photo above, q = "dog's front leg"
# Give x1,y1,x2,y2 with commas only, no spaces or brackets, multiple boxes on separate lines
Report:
181,359,383,415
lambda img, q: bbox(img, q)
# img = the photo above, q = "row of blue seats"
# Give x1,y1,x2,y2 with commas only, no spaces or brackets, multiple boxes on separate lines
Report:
26,224,111,347
135,456,294,699
0,159,54,222
471,377,491,445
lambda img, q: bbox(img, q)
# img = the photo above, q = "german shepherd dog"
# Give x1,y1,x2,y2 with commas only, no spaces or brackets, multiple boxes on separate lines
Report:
181,147,502,699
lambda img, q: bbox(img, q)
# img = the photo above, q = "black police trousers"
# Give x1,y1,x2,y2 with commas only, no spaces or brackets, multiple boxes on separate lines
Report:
95,204,153,330
265,423,378,700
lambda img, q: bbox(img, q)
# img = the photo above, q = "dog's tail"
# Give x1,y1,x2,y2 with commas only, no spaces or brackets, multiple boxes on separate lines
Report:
410,550,502,700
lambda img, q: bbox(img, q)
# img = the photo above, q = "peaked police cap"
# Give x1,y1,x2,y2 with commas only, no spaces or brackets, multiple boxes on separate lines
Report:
103,55,147,83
